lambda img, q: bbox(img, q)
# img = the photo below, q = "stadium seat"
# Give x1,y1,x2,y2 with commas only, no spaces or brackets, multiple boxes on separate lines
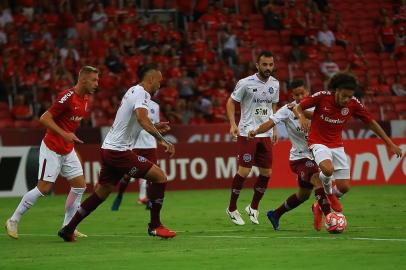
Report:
0,119,14,128
382,111,399,121
394,103,406,113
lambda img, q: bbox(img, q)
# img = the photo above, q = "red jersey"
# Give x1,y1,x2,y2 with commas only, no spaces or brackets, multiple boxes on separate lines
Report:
44,88,89,155
300,91,373,148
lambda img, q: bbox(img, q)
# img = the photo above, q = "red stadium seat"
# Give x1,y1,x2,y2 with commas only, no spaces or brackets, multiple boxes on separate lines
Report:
14,120,32,128
382,111,399,121
237,47,253,64
394,103,406,113
0,119,14,128
0,110,11,119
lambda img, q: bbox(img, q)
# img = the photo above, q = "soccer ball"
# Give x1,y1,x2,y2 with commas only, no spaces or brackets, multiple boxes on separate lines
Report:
324,212,347,233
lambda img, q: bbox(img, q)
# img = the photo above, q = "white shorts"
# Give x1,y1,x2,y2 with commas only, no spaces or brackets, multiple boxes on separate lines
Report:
309,144,350,180
38,141,83,182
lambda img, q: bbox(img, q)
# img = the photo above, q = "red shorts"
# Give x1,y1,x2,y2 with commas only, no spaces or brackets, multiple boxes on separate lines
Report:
289,158,319,189
132,148,157,164
237,136,273,169
98,149,154,186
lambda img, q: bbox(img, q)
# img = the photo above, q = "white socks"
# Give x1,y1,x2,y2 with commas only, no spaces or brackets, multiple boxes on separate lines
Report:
139,179,147,199
319,171,333,195
10,187,44,222
63,187,86,226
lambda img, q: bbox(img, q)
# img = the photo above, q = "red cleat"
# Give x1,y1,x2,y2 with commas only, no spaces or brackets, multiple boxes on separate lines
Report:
327,194,343,212
148,224,176,239
312,202,323,231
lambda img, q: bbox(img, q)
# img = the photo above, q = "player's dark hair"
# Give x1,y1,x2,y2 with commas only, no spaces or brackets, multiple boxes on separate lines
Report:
138,64,158,81
256,51,273,62
288,79,305,90
328,72,358,91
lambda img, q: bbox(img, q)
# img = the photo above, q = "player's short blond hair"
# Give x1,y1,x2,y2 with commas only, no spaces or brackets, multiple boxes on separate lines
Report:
78,66,99,78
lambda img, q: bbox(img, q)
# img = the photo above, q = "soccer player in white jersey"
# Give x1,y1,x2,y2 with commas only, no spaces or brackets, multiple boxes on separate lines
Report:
111,99,163,211
248,79,333,231
226,51,279,225
58,64,176,241
5,66,99,239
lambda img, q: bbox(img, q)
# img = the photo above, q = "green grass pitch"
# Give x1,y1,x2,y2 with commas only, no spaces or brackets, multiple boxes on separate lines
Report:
1,186,405,270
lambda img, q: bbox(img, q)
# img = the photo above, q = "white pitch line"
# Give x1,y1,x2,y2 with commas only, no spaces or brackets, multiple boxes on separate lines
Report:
9,233,406,242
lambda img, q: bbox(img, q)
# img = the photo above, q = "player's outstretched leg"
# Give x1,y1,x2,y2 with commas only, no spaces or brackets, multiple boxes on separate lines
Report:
268,193,306,230
111,176,130,211
63,186,87,237
5,187,44,239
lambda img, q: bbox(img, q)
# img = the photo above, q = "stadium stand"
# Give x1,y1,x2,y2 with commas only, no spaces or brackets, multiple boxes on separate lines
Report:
0,0,405,127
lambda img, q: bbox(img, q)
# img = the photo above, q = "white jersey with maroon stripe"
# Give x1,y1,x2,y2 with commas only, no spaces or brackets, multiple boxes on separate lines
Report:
102,85,150,151
132,100,160,149
231,74,279,137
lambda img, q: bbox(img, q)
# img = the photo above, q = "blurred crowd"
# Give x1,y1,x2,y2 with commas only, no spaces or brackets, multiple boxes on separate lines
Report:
0,0,405,128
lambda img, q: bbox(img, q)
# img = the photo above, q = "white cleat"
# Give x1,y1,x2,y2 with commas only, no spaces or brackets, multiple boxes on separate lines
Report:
5,219,18,239
245,205,259,224
226,208,245,225
74,230,88,238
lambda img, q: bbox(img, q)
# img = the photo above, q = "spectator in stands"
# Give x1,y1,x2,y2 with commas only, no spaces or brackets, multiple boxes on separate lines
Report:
303,34,321,61
392,74,406,96
261,0,283,30
60,39,80,62
376,74,392,96
378,17,396,53
221,25,238,65
289,40,307,63
11,94,32,120
105,47,125,74
0,4,13,27
0,25,7,44
320,52,339,79
317,23,335,47
177,68,195,99
334,24,350,48
91,3,108,32
346,45,368,73
291,9,307,45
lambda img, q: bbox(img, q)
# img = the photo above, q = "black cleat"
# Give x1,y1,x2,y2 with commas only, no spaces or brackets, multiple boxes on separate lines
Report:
58,226,76,242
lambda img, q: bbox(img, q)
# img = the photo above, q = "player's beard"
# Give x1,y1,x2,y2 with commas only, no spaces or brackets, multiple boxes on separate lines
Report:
258,69,271,80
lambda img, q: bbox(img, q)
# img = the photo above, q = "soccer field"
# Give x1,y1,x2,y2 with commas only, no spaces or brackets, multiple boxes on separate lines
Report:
1,186,405,270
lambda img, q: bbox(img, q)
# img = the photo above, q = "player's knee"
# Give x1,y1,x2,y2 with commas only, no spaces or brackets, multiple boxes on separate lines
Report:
338,184,350,194
321,167,334,177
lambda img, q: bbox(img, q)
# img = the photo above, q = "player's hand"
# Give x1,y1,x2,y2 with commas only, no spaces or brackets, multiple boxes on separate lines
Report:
155,121,170,133
230,124,239,141
63,132,83,144
299,116,310,133
248,130,256,139
287,102,295,110
272,130,279,144
387,143,403,158
162,141,175,158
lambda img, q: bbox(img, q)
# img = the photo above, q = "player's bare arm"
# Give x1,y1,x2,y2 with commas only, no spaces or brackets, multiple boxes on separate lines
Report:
136,108,175,157
39,111,83,143
367,120,403,157
154,121,170,133
272,103,279,144
226,97,239,139
248,119,276,139
293,104,310,132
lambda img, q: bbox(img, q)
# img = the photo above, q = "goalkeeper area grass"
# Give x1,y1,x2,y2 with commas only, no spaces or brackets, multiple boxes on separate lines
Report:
1,185,405,270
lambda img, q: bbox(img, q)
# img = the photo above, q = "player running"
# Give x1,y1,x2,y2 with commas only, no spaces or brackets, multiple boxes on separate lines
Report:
293,72,402,214
248,79,333,231
5,66,99,239
226,51,279,225
111,99,165,211
58,64,176,241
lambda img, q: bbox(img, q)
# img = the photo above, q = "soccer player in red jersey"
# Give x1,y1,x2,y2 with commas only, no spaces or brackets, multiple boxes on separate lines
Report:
58,64,176,241
248,79,332,231
5,66,99,239
293,72,403,214
226,51,279,225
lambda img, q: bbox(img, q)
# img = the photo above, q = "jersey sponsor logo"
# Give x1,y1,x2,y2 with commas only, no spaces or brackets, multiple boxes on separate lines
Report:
242,153,252,163
58,91,74,104
138,156,147,162
254,107,269,116
320,114,345,124
70,116,83,121
253,98,273,104
312,91,331,97
341,108,349,116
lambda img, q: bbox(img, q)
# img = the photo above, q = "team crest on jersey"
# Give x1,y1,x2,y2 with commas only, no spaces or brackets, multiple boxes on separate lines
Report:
242,153,252,163
150,108,155,114
138,156,147,162
341,108,349,116
268,87,274,94
305,161,314,168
